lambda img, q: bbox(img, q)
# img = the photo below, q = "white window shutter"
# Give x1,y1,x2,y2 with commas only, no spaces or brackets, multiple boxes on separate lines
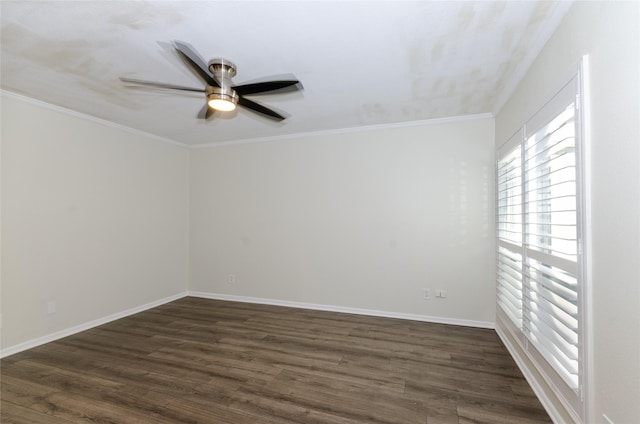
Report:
496,74,586,419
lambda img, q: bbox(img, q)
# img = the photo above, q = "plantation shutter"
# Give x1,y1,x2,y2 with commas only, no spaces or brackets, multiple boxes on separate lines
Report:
496,73,585,419
496,134,523,329
523,77,581,391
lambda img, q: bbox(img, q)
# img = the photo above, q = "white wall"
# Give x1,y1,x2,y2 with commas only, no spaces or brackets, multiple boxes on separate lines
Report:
1,93,190,352
1,94,496,354
495,2,640,423
190,118,495,325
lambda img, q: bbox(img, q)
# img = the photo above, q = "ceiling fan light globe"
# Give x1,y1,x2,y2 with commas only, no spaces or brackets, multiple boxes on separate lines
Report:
208,98,236,111
206,85,239,112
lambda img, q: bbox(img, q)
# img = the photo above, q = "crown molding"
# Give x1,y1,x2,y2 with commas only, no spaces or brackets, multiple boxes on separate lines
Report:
2,89,494,150
192,112,494,149
0,90,189,148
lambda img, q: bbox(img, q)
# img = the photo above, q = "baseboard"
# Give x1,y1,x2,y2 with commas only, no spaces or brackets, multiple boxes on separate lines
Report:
0,291,189,358
188,291,495,329
495,325,573,424
1,291,494,358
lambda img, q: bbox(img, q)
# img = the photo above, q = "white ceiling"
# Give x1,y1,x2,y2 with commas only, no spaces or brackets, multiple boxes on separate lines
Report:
1,1,572,146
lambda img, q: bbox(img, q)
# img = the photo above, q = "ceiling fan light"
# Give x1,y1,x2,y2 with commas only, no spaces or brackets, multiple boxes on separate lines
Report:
206,86,239,112
208,98,236,111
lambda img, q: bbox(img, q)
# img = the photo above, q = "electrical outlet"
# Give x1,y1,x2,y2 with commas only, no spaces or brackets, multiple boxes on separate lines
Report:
227,274,236,284
47,301,56,314
423,288,431,300
436,290,447,299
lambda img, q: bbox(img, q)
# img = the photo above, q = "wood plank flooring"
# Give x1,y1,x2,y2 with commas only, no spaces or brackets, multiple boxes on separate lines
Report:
1,297,551,423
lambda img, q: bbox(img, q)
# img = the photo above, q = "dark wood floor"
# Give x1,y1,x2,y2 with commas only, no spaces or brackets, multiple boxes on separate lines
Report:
1,297,551,423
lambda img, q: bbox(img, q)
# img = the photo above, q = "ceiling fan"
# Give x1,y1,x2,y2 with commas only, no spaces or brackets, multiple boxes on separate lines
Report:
120,41,302,121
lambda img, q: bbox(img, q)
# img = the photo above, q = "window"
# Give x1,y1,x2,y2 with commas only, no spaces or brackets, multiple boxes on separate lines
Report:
496,74,586,420
497,137,523,329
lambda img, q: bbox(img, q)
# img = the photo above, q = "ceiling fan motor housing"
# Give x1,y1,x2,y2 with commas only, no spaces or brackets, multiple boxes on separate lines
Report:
206,59,239,107
208,59,237,78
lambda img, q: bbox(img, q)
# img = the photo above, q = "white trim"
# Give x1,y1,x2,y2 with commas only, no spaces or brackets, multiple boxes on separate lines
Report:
498,238,523,253
496,324,571,424
0,90,189,148
1,291,494,359
1,89,493,150
0,292,189,358
188,291,495,329
191,113,494,149
578,54,594,424
525,248,578,275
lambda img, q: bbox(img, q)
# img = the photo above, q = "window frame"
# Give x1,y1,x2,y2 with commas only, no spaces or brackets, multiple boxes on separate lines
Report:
496,69,589,422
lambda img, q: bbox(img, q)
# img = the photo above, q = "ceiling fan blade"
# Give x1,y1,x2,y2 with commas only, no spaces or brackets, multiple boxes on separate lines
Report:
119,77,204,92
197,104,215,120
173,41,219,87
197,104,207,119
238,97,286,121
233,80,301,96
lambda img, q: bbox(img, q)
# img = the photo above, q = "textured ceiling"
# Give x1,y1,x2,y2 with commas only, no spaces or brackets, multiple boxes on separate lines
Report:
0,1,572,146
